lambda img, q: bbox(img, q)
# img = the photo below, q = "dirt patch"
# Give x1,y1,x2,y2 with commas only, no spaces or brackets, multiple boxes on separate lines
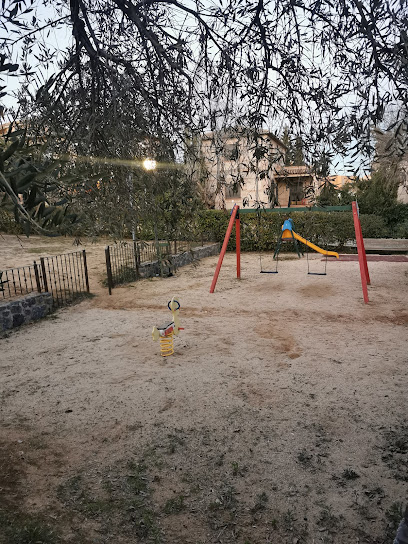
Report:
0,432,24,510
1,238,408,543
299,283,337,298
375,312,408,326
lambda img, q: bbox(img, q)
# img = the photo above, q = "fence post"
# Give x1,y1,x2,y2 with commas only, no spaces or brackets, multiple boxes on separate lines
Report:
105,246,113,295
33,261,42,293
133,241,140,280
82,250,90,292
40,257,49,292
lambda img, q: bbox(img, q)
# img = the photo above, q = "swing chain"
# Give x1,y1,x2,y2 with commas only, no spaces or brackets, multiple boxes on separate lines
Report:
257,207,278,274
307,234,328,276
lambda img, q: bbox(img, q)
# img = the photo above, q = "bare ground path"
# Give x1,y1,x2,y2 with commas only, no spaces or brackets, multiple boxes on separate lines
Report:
1,235,407,543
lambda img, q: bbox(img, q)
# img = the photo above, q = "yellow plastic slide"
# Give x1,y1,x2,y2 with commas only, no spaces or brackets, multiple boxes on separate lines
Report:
292,231,339,259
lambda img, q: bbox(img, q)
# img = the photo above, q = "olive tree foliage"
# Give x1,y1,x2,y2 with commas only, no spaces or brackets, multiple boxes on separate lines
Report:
1,0,207,234
0,2,82,234
1,0,407,229
0,129,80,236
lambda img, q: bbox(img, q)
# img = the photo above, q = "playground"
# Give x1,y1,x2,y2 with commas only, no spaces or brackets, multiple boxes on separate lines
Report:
1,234,407,543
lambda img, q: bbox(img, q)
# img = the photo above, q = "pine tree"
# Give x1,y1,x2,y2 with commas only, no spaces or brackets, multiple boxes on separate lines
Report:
281,127,291,165
292,136,305,166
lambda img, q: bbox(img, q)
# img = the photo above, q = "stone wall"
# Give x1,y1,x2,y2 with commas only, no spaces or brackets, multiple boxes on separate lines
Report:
138,243,220,278
1,292,53,332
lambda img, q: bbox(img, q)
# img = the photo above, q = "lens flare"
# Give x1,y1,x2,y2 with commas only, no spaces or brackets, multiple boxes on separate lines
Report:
56,153,179,171
143,158,157,171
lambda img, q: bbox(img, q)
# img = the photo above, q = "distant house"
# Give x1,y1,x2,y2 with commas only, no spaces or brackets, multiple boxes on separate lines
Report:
0,121,13,136
328,175,354,188
397,173,408,203
195,129,316,209
394,160,408,204
372,126,408,204
273,164,317,207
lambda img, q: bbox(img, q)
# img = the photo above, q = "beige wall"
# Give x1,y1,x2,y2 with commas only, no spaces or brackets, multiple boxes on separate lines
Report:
397,184,408,204
197,131,286,209
277,182,290,207
396,161,408,204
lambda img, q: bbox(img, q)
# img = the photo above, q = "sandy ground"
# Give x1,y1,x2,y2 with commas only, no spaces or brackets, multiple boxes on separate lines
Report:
1,234,408,544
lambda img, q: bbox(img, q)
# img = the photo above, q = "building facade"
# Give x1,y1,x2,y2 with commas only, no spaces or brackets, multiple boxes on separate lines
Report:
273,164,317,207
195,129,316,209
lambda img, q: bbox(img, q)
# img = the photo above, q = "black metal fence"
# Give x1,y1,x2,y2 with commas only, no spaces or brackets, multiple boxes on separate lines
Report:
0,250,90,308
105,242,140,295
39,251,90,308
104,240,201,294
0,264,40,300
138,241,161,263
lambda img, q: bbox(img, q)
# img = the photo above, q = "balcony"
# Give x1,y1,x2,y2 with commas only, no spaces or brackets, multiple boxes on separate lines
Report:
273,165,312,177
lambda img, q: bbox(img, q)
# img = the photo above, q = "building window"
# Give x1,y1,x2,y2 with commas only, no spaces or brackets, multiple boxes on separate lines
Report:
223,143,239,161
225,182,241,198
289,181,304,204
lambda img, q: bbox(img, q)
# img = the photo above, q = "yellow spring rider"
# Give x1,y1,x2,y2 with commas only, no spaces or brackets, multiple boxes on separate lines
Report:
152,297,183,357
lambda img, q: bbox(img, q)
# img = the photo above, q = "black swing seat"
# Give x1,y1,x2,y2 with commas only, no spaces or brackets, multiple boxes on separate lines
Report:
307,272,327,276
260,270,278,274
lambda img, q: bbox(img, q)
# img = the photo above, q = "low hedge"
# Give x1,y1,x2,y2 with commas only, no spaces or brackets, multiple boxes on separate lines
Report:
188,209,391,251
0,207,395,249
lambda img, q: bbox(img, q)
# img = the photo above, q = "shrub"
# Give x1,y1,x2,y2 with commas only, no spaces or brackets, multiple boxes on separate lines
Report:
355,170,408,229
0,210,23,234
359,214,389,238
316,184,339,206
390,219,408,239
0,201,394,246
187,209,389,251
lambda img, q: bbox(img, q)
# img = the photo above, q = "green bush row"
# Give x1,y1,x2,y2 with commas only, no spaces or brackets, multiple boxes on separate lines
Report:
2,207,405,248
186,210,393,251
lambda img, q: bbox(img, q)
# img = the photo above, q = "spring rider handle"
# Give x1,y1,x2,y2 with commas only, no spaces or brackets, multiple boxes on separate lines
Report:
152,297,183,356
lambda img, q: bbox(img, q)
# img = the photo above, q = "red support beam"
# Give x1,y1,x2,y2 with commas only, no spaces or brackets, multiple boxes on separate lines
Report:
352,201,370,284
236,213,241,279
210,205,239,293
354,204,370,286
352,201,370,303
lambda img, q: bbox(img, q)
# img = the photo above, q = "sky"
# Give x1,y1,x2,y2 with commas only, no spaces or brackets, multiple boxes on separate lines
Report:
1,0,390,177
1,3,72,112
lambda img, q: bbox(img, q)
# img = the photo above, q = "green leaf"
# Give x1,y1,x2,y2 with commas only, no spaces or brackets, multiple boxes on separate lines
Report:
25,186,37,209
1,139,20,162
16,171,38,192
42,205,56,217
51,208,64,226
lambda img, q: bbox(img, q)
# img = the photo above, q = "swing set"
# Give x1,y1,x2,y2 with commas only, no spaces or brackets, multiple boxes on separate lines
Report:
209,202,370,303
258,216,340,275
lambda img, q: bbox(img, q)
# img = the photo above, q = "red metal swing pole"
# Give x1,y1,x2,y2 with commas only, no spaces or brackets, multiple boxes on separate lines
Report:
352,201,370,303
210,204,239,293
236,211,241,279
352,202,370,285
